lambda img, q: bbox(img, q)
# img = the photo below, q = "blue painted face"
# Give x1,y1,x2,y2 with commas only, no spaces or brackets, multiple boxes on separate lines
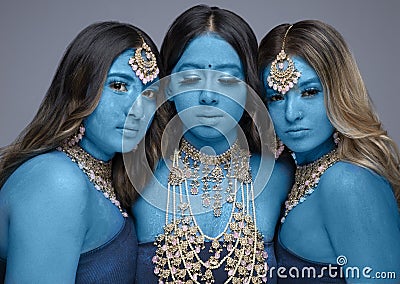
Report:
169,34,246,146
81,48,157,161
263,56,335,159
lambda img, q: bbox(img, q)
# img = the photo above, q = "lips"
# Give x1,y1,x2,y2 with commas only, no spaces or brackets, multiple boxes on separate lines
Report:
117,125,140,139
195,113,224,126
196,109,224,118
117,126,139,131
124,127,139,131
284,128,310,138
286,127,308,133
197,114,223,118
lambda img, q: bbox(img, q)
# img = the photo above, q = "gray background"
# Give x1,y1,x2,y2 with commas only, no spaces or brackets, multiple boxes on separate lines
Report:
1,0,399,147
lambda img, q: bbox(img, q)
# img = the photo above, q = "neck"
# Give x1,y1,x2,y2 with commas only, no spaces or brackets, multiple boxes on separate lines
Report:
79,137,114,162
294,137,336,166
182,130,237,156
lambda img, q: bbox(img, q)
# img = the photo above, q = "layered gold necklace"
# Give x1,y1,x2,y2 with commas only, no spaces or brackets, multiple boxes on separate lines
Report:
153,139,268,283
58,144,128,218
180,138,240,217
281,149,339,223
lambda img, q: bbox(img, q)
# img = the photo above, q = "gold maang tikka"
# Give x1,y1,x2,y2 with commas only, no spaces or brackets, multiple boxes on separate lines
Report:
128,36,159,85
266,25,301,95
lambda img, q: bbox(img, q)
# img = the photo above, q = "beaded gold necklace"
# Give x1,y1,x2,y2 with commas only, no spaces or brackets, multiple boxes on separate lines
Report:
153,140,268,283
58,144,128,218
281,149,339,223
180,138,239,217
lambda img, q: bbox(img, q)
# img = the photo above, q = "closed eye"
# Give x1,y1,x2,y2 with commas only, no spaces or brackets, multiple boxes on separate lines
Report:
218,75,241,85
179,75,201,85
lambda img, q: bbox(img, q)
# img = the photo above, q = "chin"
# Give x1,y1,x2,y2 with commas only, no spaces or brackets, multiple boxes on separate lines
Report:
290,143,329,155
191,128,229,141
284,141,314,154
121,141,140,153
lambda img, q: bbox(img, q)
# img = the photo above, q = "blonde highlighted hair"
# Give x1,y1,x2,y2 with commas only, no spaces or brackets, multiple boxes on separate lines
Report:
258,20,400,205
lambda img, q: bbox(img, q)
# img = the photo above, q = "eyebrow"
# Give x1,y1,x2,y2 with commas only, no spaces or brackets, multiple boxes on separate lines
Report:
297,77,321,88
107,72,135,80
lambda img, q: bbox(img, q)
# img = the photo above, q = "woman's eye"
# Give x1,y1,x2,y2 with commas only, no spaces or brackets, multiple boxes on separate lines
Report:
142,89,155,99
268,94,284,102
179,75,201,85
301,88,320,97
110,82,128,92
218,76,241,85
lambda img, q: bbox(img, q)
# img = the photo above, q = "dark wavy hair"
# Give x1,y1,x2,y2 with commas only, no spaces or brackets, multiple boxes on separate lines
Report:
159,4,264,153
0,21,165,208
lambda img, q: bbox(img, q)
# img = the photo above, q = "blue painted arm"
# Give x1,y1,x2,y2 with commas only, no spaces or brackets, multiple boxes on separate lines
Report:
3,152,89,283
320,162,400,283
252,154,295,241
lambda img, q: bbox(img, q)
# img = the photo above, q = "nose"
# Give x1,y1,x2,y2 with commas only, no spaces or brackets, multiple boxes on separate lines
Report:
199,72,220,105
199,90,219,105
128,95,144,120
285,94,303,122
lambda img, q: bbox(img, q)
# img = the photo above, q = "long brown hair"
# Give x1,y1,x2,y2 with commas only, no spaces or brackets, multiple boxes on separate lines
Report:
0,21,164,208
258,20,400,204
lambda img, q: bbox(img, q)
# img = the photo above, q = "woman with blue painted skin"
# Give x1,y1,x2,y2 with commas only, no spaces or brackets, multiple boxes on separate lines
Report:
0,21,163,283
132,5,294,283
258,20,400,283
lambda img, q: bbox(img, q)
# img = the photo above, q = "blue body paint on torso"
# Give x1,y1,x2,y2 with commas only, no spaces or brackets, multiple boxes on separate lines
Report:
0,48,158,282
263,56,400,280
133,34,294,283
